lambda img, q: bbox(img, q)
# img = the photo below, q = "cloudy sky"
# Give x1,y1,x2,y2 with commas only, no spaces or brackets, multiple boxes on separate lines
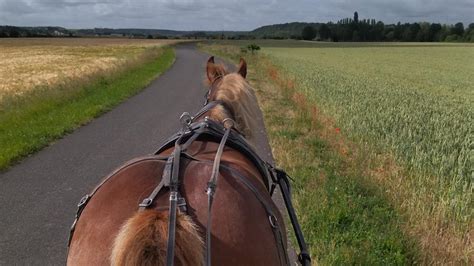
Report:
0,0,472,30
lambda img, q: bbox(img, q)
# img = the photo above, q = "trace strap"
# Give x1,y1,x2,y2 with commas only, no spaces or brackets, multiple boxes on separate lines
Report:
274,169,311,266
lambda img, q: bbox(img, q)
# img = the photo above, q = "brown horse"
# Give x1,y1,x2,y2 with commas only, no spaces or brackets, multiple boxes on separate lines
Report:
67,57,290,265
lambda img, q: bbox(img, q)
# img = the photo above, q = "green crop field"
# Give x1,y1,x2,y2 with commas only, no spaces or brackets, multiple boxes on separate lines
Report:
264,43,473,223
200,41,473,264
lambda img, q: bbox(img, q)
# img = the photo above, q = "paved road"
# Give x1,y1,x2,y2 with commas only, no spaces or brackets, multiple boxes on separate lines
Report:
0,43,295,265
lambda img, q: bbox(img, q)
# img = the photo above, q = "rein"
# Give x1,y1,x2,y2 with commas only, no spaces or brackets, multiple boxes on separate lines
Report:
205,118,234,265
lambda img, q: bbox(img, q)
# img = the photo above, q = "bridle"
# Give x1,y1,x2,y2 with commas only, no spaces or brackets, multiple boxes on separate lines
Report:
203,75,223,106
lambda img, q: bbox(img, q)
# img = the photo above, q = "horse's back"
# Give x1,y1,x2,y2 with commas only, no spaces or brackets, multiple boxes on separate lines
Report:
68,141,286,265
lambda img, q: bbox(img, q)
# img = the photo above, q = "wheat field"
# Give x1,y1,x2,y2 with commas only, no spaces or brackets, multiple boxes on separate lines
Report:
262,42,473,262
0,38,177,102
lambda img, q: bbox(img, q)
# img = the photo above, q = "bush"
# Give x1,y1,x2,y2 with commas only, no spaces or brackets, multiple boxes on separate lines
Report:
247,44,261,54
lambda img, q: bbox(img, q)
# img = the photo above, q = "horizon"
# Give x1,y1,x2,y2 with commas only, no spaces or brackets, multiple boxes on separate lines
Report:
3,19,473,33
0,0,472,31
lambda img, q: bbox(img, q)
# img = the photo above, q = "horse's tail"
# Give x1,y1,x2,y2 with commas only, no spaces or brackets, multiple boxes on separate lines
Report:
111,210,204,266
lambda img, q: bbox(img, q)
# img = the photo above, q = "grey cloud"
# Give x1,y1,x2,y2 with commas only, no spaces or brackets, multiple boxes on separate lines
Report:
0,0,35,15
0,0,472,30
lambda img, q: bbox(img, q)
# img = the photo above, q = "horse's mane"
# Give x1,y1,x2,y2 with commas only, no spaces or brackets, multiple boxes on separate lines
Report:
207,64,259,144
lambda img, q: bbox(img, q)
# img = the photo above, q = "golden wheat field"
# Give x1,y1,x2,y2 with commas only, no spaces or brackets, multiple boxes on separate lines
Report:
0,38,178,101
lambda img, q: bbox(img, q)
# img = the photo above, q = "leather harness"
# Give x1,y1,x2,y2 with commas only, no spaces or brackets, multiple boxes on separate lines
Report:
68,101,311,266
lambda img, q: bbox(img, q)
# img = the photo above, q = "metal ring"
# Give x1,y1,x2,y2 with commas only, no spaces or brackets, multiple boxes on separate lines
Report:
269,215,278,228
179,112,192,126
222,118,235,129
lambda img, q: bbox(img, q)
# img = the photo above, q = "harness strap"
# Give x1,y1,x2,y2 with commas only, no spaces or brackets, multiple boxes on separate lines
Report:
192,100,224,123
275,169,311,266
204,119,233,266
138,174,167,211
166,135,185,266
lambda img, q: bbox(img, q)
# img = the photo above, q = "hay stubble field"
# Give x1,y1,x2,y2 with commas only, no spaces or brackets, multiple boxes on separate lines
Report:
0,38,177,101
0,38,177,170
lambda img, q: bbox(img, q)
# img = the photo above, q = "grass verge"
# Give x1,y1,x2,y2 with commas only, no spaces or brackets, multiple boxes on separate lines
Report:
0,46,175,171
199,43,417,264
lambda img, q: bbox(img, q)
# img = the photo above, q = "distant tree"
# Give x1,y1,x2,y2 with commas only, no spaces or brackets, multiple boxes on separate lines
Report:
319,24,331,40
428,23,442,41
438,25,450,41
146,34,153,39
9,28,20,37
417,22,431,41
301,26,316,40
451,22,464,36
352,30,360,41
409,23,421,41
354,12,359,24
465,23,474,42
247,44,261,54
394,22,403,40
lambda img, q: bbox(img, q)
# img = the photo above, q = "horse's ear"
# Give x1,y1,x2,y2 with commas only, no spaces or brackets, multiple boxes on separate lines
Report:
237,58,247,78
207,56,217,82
208,56,215,64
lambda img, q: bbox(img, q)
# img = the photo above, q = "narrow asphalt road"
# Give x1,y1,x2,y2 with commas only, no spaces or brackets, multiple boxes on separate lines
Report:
0,43,295,265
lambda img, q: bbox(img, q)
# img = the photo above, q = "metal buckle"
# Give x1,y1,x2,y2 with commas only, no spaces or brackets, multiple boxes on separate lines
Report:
180,112,192,131
169,191,178,201
298,251,312,265
206,182,216,197
177,197,187,213
77,194,89,208
268,215,278,228
139,198,153,208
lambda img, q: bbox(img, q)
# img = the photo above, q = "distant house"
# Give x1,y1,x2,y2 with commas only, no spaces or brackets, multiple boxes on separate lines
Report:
53,30,65,36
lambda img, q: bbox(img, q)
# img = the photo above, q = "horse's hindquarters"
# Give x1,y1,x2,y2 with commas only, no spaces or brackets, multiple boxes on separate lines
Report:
67,157,165,265
68,153,287,265
182,160,287,265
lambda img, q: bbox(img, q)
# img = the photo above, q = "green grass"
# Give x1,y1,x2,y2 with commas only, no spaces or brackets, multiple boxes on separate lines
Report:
269,94,415,265
0,46,175,170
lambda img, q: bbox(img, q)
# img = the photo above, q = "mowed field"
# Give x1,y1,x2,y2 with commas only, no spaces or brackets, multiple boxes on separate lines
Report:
201,41,473,264
0,38,177,102
0,38,177,170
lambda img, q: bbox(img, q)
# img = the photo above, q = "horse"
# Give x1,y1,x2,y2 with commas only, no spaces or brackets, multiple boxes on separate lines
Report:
67,56,295,265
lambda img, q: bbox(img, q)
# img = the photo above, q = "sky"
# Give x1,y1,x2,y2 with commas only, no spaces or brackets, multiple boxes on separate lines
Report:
0,0,472,31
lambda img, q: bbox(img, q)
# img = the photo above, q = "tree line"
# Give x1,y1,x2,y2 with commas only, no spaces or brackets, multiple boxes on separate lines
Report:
301,12,474,42
2,12,473,42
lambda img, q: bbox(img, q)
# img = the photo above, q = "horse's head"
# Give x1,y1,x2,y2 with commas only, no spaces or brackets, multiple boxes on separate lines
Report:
204,56,258,142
